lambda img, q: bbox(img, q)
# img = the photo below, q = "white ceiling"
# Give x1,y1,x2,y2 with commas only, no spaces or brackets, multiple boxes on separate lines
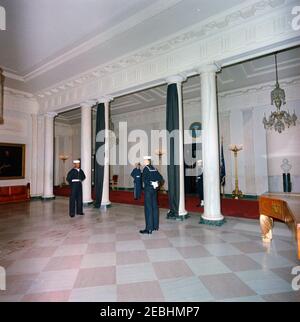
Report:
0,0,245,93
56,46,300,123
0,0,160,74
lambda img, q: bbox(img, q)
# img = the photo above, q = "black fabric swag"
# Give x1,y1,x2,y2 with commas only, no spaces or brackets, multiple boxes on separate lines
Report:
166,83,180,217
94,103,105,208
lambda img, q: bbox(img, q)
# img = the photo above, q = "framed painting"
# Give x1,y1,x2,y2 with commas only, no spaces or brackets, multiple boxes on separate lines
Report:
0,143,25,179
0,67,4,124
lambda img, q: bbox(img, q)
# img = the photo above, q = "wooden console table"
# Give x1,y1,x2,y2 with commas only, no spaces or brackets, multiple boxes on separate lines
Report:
259,193,300,259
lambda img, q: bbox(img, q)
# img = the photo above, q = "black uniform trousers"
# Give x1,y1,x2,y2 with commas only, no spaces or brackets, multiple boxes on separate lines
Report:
134,178,142,200
69,182,83,216
144,188,159,231
197,175,204,203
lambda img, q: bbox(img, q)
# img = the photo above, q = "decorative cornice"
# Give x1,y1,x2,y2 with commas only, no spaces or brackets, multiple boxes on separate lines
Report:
218,76,300,98
35,0,290,100
3,71,25,82
4,87,34,100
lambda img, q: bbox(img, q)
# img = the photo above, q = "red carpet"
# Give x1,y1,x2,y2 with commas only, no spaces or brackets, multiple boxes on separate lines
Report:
53,186,259,220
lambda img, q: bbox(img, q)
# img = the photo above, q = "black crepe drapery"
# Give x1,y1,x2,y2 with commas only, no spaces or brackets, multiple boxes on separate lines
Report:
94,103,105,208
166,83,180,218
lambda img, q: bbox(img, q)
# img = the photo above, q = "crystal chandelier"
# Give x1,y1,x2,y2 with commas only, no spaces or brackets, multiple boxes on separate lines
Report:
262,54,297,133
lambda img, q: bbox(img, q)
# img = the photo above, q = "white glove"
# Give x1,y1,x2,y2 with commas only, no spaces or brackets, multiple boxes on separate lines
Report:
151,181,159,189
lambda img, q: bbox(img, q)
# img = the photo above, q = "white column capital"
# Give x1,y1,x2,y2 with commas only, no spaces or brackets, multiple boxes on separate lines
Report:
197,63,221,74
45,112,58,118
97,96,114,104
166,74,187,85
80,100,97,108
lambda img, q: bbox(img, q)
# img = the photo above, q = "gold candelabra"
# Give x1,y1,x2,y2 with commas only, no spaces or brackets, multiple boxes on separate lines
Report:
59,154,69,186
229,144,243,199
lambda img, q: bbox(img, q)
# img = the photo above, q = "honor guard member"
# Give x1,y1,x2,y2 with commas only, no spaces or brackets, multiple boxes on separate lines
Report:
196,160,204,207
66,160,86,217
140,156,163,234
131,162,142,200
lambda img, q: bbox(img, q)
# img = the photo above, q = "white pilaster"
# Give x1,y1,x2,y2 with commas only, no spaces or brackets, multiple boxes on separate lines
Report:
166,75,188,217
198,64,224,223
43,112,57,199
31,113,38,196
98,96,113,207
80,100,95,204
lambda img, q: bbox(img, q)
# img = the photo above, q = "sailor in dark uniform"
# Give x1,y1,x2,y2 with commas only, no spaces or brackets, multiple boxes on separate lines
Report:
131,163,142,200
196,160,204,207
140,156,163,234
66,160,86,217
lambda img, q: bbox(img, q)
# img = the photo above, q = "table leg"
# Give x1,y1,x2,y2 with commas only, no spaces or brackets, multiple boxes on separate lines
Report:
260,214,273,242
297,224,300,260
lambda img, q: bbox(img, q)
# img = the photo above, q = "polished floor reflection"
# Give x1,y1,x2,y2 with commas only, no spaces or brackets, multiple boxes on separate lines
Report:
0,198,299,302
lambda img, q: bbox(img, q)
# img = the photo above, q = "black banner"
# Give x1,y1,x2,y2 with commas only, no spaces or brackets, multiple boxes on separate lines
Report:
0,302,282,320
94,103,105,208
166,83,180,218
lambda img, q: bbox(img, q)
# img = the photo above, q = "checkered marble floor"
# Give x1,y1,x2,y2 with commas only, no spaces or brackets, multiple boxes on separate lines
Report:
0,198,299,302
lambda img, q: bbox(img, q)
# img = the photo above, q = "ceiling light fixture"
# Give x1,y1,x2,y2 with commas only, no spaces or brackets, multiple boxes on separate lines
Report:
263,53,297,133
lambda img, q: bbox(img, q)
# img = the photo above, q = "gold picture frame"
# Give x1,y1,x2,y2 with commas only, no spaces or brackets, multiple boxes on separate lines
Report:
0,67,4,124
0,143,25,180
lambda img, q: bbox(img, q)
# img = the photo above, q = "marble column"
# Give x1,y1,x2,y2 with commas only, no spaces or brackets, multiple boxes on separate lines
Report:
43,112,57,199
198,64,224,225
81,101,95,204
166,75,188,218
97,96,113,207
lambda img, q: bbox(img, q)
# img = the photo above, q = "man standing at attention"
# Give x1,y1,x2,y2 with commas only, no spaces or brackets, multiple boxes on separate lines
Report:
140,156,163,234
66,160,86,217
131,162,142,200
196,159,204,207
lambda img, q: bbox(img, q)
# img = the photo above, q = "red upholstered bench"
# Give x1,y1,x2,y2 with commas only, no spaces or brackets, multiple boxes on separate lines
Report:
0,183,30,204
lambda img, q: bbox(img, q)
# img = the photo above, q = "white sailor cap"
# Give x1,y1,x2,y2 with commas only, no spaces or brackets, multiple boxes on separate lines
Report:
143,156,152,160
73,160,80,164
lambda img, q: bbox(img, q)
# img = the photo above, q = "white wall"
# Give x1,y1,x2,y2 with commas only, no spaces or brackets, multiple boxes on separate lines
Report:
266,99,300,192
111,99,203,190
112,108,166,189
219,78,300,195
54,121,81,186
0,91,42,196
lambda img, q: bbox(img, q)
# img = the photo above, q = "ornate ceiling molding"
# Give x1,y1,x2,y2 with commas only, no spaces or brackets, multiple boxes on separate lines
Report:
3,71,25,82
37,0,298,112
3,88,39,114
4,87,35,100
218,76,300,98
54,75,299,123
